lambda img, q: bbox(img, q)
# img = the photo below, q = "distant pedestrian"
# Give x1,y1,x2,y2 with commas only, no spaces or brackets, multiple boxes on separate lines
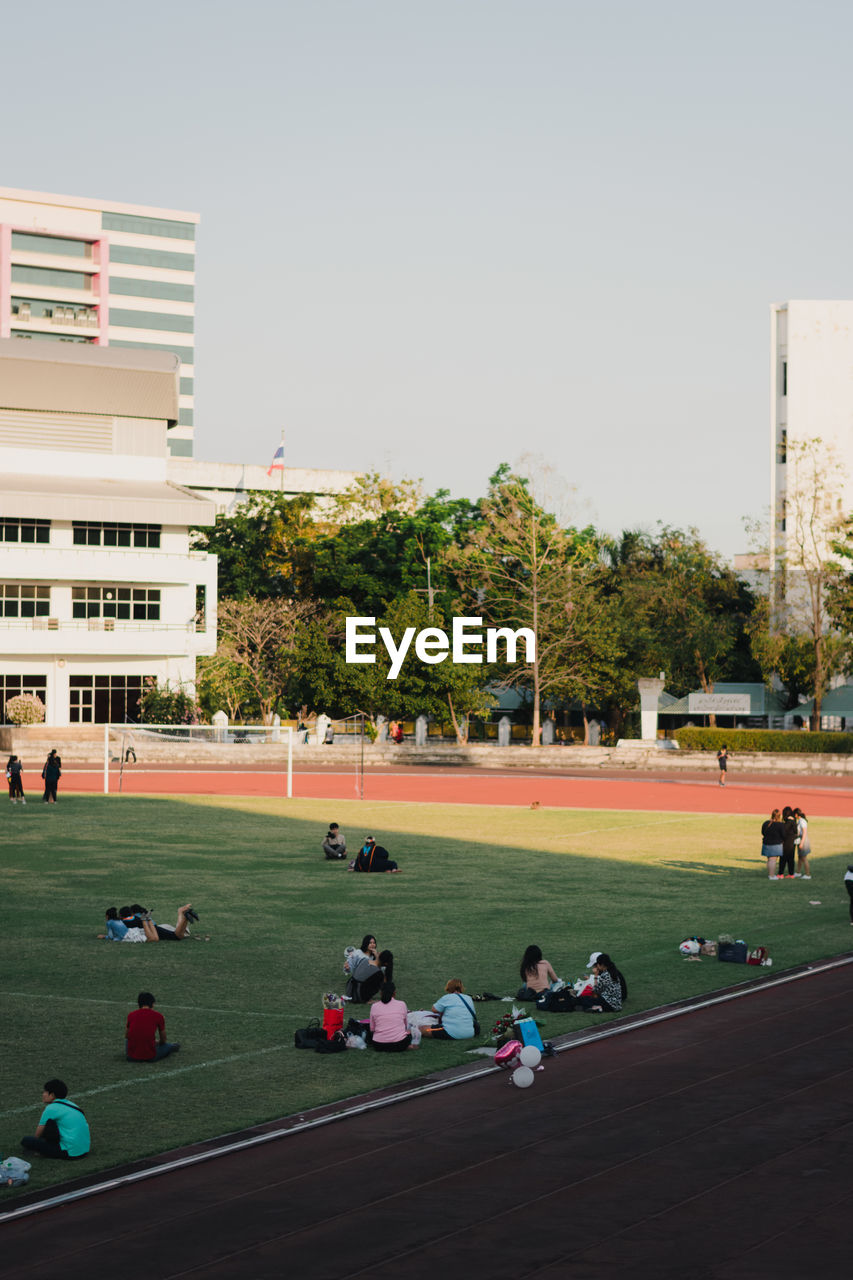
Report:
717,745,728,787
42,749,61,803
7,755,25,804
845,865,853,925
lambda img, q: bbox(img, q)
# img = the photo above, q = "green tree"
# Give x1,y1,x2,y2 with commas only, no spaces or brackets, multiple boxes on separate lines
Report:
602,526,759,730
191,493,316,600
216,596,316,723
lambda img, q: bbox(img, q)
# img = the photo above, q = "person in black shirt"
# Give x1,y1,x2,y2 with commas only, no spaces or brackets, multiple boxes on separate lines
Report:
778,805,799,878
761,808,785,879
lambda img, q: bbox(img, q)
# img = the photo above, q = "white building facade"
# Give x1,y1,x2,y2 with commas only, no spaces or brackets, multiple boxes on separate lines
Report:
0,185,197,457
770,300,853,573
0,340,216,726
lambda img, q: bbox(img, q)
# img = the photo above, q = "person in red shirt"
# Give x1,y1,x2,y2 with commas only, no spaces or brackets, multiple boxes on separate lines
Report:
125,992,180,1062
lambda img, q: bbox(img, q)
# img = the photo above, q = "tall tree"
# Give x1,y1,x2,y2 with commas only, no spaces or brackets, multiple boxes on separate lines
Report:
191,493,317,599
216,596,315,723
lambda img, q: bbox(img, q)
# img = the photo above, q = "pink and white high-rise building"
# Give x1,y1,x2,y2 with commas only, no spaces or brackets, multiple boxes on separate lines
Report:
0,186,197,457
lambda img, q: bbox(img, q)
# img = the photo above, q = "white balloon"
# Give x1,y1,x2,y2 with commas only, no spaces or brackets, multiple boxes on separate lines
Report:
511,1066,535,1088
518,1046,541,1068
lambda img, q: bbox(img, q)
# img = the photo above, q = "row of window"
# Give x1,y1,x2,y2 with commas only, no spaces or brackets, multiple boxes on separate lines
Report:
0,520,162,546
0,673,150,724
72,587,161,621
0,519,50,544
73,522,161,548
0,585,161,621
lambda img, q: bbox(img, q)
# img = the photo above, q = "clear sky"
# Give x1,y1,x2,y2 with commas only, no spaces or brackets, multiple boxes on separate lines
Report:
5,0,853,558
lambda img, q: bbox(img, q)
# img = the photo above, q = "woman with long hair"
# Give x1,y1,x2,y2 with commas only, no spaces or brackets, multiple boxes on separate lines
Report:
576,954,624,1013
368,981,413,1051
517,944,557,1000
794,808,811,879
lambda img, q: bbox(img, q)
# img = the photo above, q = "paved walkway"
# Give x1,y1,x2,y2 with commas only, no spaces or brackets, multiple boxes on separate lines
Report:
4,959,852,1278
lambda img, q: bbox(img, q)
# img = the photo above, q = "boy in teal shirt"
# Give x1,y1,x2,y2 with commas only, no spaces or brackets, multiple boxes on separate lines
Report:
21,1079,90,1159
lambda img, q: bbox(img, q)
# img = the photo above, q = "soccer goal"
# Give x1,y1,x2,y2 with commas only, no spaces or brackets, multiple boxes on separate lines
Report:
101,722,296,796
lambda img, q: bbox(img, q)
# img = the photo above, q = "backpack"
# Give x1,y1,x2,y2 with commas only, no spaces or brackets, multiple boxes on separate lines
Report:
294,1020,327,1049
537,988,576,1013
1,1157,31,1187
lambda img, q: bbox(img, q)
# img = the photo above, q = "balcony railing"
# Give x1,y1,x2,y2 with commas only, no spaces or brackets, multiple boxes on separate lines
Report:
0,617,203,634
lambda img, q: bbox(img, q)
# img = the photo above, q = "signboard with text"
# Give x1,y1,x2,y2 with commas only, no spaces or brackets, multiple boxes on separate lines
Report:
687,693,751,715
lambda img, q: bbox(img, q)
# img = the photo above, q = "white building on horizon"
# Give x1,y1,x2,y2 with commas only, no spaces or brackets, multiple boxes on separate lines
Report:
770,300,853,575
0,339,217,726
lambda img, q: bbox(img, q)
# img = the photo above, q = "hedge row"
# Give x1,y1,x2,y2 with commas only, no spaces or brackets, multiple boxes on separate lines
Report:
674,727,853,755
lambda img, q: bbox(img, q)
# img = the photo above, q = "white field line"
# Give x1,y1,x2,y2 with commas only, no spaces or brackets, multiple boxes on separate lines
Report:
2,954,852,1224
0,1042,291,1120
1,991,283,1018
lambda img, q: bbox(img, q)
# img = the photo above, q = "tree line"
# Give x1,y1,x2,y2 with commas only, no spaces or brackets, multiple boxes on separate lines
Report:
153,449,853,740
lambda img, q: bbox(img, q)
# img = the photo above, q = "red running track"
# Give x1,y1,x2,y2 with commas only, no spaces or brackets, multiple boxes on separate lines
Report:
59,765,853,817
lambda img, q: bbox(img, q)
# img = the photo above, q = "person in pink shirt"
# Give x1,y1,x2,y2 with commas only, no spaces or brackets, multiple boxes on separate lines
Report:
368,982,413,1052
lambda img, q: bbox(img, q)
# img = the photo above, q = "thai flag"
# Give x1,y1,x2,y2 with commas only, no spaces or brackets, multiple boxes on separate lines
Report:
266,443,285,475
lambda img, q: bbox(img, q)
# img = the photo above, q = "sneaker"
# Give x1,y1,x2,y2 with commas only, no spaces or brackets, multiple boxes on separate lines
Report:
794,873,803,878
802,875,812,880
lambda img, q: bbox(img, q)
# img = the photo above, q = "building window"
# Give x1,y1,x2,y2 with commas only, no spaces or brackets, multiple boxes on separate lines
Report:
11,297,98,328
11,232,91,258
70,675,149,724
778,429,787,464
0,584,50,618
0,518,50,543
782,361,787,396
11,265,91,291
72,586,161,621
0,674,48,722
72,522,161,548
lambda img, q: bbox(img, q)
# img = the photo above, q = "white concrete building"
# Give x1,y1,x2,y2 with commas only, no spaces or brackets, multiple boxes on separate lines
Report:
0,186,197,457
168,457,358,515
0,339,216,726
770,300,853,574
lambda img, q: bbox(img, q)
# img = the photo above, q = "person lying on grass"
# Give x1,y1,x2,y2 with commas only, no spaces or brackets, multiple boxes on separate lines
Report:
126,991,180,1061
123,903,197,941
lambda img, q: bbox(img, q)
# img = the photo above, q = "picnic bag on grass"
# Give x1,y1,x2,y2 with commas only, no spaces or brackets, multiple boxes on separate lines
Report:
294,1020,327,1049
537,988,576,1012
718,941,748,964
747,946,769,966
315,1030,348,1054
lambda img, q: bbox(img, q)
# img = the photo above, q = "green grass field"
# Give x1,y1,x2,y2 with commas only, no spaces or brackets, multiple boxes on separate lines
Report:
2,793,852,1196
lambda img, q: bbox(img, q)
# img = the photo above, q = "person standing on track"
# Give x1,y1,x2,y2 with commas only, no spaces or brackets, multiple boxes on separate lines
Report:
41,748,61,803
716,745,728,787
7,754,25,804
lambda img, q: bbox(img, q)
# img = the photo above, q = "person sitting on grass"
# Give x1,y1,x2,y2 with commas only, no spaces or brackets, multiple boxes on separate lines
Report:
419,979,477,1041
575,954,624,1013
347,942,394,1003
353,836,400,873
517,944,558,1000
126,991,180,1061
125,903,197,941
21,1078,90,1160
368,981,414,1051
322,822,347,860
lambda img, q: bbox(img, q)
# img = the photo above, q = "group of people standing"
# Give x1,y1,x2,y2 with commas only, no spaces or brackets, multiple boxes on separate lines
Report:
760,806,811,879
6,749,62,804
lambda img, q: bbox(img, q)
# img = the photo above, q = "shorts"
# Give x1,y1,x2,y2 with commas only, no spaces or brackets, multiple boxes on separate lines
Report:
761,844,783,859
155,924,181,941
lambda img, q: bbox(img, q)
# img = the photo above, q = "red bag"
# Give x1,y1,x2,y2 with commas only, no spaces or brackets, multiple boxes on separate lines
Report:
747,946,768,966
322,1008,344,1039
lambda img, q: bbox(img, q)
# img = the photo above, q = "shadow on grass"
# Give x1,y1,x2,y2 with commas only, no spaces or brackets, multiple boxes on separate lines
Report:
3,792,852,1195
